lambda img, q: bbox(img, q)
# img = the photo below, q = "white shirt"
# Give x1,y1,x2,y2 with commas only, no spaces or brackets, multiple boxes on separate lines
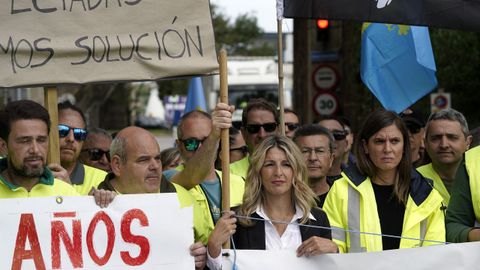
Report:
206,205,315,270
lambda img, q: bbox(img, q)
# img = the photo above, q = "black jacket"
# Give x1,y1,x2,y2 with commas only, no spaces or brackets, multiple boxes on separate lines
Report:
232,207,332,250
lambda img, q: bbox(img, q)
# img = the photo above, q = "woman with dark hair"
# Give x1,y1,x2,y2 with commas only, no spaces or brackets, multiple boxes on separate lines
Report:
324,110,445,253
207,135,337,269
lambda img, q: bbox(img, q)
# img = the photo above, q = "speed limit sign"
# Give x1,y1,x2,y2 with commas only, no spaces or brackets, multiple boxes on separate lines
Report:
313,91,339,116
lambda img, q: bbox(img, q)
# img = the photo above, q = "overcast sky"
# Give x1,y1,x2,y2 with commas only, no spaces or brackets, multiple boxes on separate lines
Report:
210,0,293,33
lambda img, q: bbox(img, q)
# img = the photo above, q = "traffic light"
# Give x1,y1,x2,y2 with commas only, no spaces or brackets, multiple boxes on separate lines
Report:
316,19,330,45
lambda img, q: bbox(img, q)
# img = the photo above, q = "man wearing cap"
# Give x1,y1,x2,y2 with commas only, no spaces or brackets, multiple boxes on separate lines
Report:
400,109,426,167
56,101,107,195
418,108,471,206
230,98,279,178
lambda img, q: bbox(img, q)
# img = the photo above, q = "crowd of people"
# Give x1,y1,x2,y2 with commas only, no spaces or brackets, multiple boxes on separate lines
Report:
0,97,479,269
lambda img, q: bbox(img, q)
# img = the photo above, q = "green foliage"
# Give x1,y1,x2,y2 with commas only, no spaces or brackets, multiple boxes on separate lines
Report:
156,79,190,99
428,29,480,127
211,4,275,56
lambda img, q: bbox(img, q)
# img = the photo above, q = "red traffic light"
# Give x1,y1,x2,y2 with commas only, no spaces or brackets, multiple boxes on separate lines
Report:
317,19,329,29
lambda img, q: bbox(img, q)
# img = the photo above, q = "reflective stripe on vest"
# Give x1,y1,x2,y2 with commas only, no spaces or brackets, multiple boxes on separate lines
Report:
331,226,346,242
419,219,427,246
344,185,428,251
347,184,366,252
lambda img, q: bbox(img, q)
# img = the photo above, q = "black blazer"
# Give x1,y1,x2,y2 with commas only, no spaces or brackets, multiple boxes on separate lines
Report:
232,207,332,250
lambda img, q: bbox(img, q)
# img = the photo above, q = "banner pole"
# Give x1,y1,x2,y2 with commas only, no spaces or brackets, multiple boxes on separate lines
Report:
219,49,231,249
44,87,60,165
277,20,286,136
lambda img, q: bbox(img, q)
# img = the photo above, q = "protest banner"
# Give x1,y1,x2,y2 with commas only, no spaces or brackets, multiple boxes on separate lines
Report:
283,0,480,32
0,0,218,87
222,241,480,270
0,193,194,270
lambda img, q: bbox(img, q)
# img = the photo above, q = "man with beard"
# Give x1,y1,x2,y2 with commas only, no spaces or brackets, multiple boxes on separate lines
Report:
57,101,107,195
0,100,79,198
293,124,335,207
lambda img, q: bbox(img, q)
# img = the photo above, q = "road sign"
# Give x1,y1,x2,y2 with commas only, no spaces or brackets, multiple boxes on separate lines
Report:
430,93,450,113
312,64,339,91
313,91,339,116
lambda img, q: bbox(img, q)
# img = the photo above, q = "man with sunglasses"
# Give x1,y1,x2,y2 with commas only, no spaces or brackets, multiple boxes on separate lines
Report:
230,98,280,178
318,117,349,183
163,103,245,245
57,102,107,195
79,127,112,172
284,108,301,138
214,127,248,170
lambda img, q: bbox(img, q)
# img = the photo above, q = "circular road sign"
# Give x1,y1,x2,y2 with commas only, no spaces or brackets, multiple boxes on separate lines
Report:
434,95,448,109
312,64,339,91
313,91,339,116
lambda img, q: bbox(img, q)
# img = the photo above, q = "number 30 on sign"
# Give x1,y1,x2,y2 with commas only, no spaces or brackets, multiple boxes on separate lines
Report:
313,91,339,116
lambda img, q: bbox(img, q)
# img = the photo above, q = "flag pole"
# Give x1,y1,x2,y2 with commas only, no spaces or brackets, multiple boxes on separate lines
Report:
276,2,285,136
219,49,231,249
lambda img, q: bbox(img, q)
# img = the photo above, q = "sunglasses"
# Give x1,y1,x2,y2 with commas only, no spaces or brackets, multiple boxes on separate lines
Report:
245,123,278,134
285,122,299,131
58,124,87,141
332,131,347,141
230,145,248,153
82,148,110,162
181,138,205,152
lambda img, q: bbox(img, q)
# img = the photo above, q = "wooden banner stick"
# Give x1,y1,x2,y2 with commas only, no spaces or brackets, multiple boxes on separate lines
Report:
44,87,60,165
277,20,286,136
219,49,231,249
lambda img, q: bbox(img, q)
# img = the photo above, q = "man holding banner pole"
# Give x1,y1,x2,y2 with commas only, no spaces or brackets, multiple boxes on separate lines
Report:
96,126,208,269
163,103,245,244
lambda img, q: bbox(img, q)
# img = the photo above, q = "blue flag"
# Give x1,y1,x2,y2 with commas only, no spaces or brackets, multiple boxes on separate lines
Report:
184,77,207,114
360,23,437,113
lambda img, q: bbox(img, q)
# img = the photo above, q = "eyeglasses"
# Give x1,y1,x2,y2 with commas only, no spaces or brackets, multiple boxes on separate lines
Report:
245,123,278,134
301,147,330,157
82,148,110,162
230,145,248,154
331,131,347,141
58,124,87,141
180,138,205,152
285,122,299,131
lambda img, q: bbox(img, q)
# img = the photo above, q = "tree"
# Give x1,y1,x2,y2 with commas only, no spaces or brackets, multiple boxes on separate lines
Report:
211,4,275,56
429,29,480,128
